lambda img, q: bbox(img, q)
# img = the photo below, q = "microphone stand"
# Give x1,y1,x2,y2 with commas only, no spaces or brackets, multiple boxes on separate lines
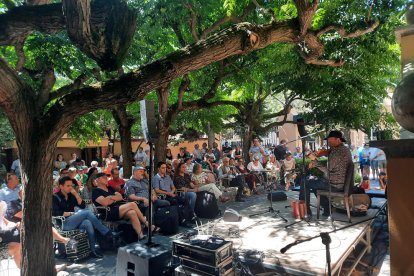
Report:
285,130,324,229
145,141,158,247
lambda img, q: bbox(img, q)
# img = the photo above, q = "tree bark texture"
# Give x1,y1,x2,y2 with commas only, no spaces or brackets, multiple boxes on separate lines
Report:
112,105,135,179
62,0,137,71
207,123,215,148
242,128,254,163
154,87,171,166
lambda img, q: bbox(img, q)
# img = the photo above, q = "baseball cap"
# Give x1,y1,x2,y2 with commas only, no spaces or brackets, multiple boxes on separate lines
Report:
95,172,107,179
133,166,146,171
324,130,346,142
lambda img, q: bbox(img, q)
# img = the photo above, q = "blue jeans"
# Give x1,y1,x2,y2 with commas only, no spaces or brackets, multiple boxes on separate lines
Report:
181,192,197,212
62,209,109,253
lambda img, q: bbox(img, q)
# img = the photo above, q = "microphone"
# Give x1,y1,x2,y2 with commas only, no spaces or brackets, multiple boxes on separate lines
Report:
280,242,295,254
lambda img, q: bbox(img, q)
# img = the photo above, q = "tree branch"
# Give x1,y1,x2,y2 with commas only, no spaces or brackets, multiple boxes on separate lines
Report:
170,21,187,47
48,74,88,102
316,20,380,38
0,3,65,46
38,65,56,109
185,4,200,41
199,3,255,40
293,0,319,35
176,75,191,111
15,41,26,72
251,0,276,23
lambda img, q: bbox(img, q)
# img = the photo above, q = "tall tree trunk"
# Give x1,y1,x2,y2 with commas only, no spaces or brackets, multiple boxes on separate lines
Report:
155,87,170,165
154,125,169,166
207,122,215,148
242,127,254,163
18,127,58,275
112,105,135,178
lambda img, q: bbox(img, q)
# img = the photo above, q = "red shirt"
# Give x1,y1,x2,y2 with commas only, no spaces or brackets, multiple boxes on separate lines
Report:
108,178,126,195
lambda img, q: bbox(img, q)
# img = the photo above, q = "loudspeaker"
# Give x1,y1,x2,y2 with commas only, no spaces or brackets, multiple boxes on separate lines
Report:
223,208,242,222
267,192,287,201
140,100,158,143
293,115,307,137
116,242,170,276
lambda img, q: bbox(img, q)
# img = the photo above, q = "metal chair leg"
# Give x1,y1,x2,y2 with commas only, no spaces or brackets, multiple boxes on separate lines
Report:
316,193,321,219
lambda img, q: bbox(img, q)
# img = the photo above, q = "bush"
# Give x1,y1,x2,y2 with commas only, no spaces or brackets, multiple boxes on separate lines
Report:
294,157,327,178
0,165,6,183
354,173,362,184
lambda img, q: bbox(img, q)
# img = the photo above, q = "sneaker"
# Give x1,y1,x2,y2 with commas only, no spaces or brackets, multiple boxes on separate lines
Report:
90,251,103,258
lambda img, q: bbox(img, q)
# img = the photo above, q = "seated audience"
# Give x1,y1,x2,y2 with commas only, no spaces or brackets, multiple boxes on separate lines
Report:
236,159,256,193
173,163,200,213
184,157,194,175
92,173,151,240
0,173,22,220
108,168,125,195
54,154,67,172
218,157,245,201
191,164,230,202
359,176,371,190
90,161,102,173
124,166,169,214
53,176,112,258
153,162,193,208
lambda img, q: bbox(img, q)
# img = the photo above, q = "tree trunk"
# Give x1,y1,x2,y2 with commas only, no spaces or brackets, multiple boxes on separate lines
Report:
155,87,170,166
19,129,58,276
207,122,215,148
112,105,135,179
242,128,254,163
154,126,169,166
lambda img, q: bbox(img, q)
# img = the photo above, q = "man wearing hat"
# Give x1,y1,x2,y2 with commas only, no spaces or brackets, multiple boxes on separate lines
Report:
299,130,352,216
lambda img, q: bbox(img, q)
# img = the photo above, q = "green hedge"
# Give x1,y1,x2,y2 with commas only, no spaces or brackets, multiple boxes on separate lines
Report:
294,157,327,178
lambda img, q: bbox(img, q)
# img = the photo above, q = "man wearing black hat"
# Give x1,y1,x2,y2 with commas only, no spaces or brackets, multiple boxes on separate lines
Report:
299,130,353,216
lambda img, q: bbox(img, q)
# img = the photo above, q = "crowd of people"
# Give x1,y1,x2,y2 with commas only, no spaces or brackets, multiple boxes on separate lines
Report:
0,133,388,270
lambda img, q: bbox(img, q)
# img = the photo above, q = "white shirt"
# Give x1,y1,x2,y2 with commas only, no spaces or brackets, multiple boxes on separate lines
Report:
247,162,263,171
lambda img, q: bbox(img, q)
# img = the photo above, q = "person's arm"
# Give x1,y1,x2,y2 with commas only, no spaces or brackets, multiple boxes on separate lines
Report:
70,189,85,208
95,195,116,207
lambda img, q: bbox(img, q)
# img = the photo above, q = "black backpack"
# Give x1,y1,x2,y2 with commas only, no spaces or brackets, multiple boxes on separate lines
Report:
195,191,220,219
154,206,180,235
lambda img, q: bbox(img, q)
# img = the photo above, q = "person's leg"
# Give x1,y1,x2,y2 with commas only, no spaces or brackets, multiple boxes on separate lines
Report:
199,183,222,200
184,192,197,212
78,219,96,253
52,227,70,244
123,209,143,238
119,202,147,226
78,209,110,235
8,242,21,268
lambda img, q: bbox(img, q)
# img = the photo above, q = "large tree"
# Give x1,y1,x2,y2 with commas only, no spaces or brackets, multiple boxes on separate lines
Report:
0,0,404,274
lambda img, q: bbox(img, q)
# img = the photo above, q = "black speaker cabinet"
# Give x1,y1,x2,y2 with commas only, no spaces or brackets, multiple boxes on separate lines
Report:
140,100,158,143
116,242,170,276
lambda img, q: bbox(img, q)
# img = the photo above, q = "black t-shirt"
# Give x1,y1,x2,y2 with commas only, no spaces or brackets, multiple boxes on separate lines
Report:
52,191,85,216
173,174,192,189
92,186,116,207
274,145,287,161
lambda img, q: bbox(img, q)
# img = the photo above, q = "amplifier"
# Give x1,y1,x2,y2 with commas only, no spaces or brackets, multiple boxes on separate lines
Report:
180,256,233,276
173,236,232,267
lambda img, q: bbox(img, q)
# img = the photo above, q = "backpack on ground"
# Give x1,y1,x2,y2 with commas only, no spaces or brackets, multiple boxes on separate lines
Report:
195,191,220,219
333,194,371,217
177,202,194,225
153,206,180,235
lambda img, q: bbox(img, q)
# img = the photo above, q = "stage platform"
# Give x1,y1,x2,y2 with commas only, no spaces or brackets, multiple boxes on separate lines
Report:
177,195,387,276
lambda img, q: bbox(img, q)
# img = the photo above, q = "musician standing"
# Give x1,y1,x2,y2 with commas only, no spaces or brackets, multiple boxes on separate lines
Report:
299,130,352,216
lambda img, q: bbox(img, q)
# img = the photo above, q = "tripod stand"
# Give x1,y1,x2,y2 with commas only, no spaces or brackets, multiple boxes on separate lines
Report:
249,172,287,222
